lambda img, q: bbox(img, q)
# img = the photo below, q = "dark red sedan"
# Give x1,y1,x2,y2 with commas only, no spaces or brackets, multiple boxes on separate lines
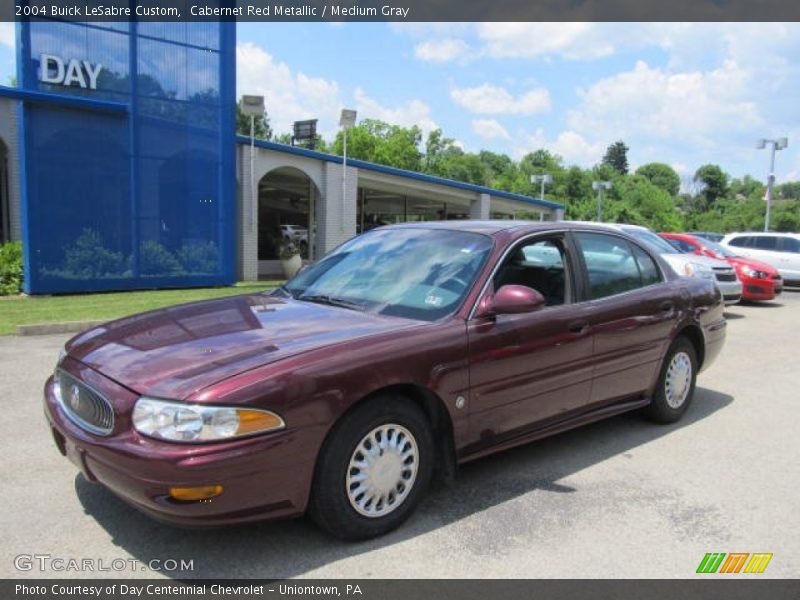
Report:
660,232,783,301
45,222,726,540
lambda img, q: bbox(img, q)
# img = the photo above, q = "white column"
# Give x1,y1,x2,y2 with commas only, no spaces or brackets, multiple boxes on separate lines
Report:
238,144,259,281
317,162,357,256
470,193,491,220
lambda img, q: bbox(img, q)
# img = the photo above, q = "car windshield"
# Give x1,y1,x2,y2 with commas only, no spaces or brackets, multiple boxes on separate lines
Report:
701,239,738,258
622,227,679,254
281,227,494,322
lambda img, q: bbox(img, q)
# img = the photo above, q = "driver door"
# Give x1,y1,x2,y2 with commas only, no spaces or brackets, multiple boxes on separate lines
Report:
465,234,594,450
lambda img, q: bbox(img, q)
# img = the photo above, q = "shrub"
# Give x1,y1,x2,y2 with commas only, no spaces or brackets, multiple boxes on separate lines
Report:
0,241,23,295
63,229,126,279
176,240,219,274
136,240,185,276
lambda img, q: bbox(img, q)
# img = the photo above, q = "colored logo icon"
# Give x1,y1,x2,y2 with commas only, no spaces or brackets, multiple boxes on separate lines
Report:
696,553,773,574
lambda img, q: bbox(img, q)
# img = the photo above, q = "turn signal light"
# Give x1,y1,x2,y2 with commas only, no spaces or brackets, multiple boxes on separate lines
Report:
169,485,224,502
236,409,284,435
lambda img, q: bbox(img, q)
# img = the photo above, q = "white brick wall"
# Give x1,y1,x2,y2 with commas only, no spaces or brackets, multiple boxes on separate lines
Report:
0,98,22,242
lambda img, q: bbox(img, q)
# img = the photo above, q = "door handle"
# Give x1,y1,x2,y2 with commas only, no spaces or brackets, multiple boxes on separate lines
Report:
659,301,674,313
567,320,589,335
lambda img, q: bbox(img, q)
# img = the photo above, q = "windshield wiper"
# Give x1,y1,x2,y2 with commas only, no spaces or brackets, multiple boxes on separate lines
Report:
298,294,364,311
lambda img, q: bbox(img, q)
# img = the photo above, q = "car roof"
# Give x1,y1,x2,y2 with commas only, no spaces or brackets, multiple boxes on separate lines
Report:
379,220,630,236
723,231,799,238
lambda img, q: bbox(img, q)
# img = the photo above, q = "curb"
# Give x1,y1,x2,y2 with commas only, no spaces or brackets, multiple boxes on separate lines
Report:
17,320,106,336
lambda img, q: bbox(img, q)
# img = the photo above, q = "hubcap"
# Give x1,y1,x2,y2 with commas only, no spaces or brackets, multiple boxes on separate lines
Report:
665,351,692,409
346,424,418,518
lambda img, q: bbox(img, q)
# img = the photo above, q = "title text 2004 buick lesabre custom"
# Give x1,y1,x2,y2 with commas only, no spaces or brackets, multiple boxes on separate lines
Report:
45,221,726,539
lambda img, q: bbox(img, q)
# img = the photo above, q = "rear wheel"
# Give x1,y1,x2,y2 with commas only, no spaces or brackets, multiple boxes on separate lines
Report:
645,336,698,423
309,396,433,540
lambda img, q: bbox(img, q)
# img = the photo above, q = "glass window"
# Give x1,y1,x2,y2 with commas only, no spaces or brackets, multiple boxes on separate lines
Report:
575,233,643,299
778,237,800,253
754,236,778,250
667,237,697,253
282,228,493,322
728,236,750,247
494,238,568,306
632,244,662,286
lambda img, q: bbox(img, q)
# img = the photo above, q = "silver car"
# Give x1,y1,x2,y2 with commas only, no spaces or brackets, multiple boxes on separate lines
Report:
601,224,743,305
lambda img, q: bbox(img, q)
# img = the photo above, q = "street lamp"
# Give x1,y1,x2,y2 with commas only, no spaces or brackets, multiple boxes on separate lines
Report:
756,137,788,232
240,95,265,233
531,174,553,221
592,180,612,222
339,108,357,232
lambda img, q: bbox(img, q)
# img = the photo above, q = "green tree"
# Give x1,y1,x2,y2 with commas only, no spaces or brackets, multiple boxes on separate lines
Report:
693,164,729,210
635,163,680,197
602,141,630,175
331,119,422,171
778,182,800,201
729,175,764,200
610,175,683,231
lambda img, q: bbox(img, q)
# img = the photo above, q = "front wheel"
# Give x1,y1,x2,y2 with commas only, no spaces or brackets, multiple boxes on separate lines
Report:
645,336,698,423
308,397,433,540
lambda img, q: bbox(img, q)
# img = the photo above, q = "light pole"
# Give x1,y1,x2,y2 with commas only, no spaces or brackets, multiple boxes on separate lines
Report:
756,137,788,232
531,174,553,221
239,95,265,234
339,109,357,232
592,180,612,222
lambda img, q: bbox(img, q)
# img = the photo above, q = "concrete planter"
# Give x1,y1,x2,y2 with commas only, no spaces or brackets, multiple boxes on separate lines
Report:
281,253,302,279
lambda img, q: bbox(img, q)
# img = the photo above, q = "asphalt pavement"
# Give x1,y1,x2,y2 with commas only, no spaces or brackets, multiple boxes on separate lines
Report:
1,291,798,579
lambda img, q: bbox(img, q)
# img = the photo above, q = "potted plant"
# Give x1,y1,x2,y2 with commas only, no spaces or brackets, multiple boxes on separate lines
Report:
279,241,302,279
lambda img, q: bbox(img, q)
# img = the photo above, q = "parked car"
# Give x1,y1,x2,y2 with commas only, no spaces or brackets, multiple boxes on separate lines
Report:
593,223,743,305
45,221,726,540
688,231,724,243
661,232,783,301
721,232,800,286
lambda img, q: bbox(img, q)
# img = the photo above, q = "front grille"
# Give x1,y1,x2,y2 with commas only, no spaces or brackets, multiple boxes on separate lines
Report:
713,269,737,282
55,369,114,436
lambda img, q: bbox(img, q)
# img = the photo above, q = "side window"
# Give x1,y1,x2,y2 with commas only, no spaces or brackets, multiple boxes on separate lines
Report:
574,232,642,299
778,237,800,253
631,244,662,286
754,236,778,250
494,238,568,306
728,236,749,247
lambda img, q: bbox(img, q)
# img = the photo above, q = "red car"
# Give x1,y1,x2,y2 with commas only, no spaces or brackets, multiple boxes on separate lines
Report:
45,222,726,540
660,232,783,301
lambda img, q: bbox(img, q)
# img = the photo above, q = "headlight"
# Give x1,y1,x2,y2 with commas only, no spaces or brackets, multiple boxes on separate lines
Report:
132,397,285,443
740,266,766,279
683,262,715,280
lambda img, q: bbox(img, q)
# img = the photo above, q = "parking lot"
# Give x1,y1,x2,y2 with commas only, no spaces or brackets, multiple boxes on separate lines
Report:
1,291,798,579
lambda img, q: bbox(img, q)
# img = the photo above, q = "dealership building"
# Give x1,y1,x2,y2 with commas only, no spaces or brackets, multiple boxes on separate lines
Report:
0,21,564,295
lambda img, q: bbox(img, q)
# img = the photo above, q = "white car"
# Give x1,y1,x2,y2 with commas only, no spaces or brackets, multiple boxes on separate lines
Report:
280,224,309,245
597,224,743,305
721,232,800,286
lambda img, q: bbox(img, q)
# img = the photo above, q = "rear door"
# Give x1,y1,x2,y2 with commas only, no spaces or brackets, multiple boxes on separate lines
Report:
465,233,594,449
572,231,677,408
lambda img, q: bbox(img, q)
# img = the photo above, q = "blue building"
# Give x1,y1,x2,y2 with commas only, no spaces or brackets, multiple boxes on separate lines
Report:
0,21,563,295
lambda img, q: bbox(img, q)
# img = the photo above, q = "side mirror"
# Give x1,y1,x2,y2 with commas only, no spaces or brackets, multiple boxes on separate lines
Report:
477,285,546,317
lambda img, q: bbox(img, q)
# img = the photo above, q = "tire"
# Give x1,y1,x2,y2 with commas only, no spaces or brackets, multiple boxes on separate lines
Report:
645,336,698,423
308,396,434,540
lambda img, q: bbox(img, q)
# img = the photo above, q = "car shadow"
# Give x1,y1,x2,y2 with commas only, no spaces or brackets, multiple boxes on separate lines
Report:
74,387,733,579
723,311,745,319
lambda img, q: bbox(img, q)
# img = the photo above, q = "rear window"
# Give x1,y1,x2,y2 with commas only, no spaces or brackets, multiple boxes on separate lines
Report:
779,237,800,253
728,236,750,247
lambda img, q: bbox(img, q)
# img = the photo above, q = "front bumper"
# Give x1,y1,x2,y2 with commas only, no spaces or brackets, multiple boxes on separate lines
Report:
716,279,743,305
740,275,782,300
43,376,320,527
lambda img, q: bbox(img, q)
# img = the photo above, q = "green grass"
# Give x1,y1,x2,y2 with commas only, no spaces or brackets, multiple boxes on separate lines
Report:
0,281,283,336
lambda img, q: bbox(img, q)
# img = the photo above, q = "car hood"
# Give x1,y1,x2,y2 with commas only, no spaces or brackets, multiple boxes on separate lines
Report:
726,256,779,275
660,252,729,274
65,293,420,399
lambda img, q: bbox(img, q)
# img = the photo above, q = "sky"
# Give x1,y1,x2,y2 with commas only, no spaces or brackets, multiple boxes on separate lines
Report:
1,22,798,186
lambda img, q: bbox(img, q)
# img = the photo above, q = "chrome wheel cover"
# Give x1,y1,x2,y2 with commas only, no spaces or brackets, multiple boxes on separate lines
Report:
665,351,692,409
346,424,418,518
